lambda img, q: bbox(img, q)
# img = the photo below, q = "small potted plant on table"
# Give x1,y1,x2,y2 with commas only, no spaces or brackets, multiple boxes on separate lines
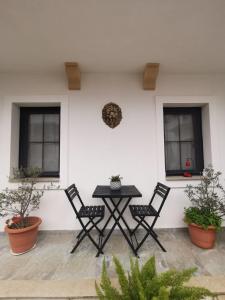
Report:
110,175,122,190
0,168,45,255
184,166,225,249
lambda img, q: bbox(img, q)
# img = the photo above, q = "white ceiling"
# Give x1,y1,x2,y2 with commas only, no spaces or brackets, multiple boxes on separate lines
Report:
0,0,225,74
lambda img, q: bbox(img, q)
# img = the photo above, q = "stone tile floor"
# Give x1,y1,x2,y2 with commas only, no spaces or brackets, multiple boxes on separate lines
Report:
0,228,225,280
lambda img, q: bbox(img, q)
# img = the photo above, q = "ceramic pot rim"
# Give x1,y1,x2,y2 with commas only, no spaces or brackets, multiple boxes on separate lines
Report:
5,216,42,234
188,222,216,231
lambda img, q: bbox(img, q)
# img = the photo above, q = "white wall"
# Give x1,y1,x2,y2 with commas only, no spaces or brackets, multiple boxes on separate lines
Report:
0,72,225,231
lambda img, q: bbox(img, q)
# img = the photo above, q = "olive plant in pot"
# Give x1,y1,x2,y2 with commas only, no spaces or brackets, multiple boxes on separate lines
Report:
110,175,122,190
0,168,48,255
184,166,225,249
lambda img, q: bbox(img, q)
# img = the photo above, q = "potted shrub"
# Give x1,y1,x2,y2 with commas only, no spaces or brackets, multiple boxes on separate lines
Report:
0,168,45,255
184,166,225,249
110,175,122,190
96,256,212,300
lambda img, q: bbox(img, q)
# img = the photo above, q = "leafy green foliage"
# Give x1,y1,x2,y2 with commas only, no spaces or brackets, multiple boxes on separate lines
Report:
110,175,123,182
185,207,222,230
0,167,59,229
95,256,212,300
184,166,225,230
95,258,121,300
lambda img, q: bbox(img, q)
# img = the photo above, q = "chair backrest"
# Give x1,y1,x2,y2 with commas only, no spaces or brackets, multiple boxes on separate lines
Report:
149,182,170,216
64,184,84,217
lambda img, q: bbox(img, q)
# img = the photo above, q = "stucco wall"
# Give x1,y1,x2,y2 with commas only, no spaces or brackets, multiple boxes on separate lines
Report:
0,72,225,231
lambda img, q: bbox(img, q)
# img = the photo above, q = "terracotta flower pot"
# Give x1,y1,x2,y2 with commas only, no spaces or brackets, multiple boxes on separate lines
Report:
5,216,42,255
188,223,216,249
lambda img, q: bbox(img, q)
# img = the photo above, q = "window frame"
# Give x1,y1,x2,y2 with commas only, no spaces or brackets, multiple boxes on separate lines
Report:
19,107,60,177
163,107,204,176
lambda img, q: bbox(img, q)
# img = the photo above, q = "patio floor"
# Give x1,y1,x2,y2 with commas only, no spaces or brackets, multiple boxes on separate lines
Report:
0,228,225,280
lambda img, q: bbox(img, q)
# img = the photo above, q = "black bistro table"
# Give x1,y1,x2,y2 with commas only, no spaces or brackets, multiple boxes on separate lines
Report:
92,185,142,256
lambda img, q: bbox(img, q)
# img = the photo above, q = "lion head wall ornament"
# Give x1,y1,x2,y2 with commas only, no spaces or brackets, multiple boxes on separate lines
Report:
102,102,122,128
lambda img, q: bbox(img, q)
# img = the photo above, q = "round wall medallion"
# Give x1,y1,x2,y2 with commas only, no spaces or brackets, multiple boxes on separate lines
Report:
102,102,122,128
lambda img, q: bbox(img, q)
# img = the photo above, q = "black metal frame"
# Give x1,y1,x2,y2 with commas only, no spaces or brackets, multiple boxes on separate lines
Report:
92,185,142,257
19,107,60,177
96,196,139,256
163,107,204,176
65,184,105,256
129,182,170,254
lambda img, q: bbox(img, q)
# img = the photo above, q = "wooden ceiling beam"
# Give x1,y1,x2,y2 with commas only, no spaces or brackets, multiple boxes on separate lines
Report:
143,63,160,90
64,62,81,90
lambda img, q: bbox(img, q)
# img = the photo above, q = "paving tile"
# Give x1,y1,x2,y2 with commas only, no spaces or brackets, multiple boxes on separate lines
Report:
0,229,224,281
0,227,224,300
17,299,67,300
0,277,224,299
69,297,98,300
70,298,97,300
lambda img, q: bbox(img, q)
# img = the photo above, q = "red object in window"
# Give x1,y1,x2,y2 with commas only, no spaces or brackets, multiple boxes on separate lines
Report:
184,171,192,177
185,159,191,168
184,158,192,177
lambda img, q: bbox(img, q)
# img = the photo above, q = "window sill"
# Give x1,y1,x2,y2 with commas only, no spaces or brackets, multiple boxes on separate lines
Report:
166,176,201,181
9,177,60,183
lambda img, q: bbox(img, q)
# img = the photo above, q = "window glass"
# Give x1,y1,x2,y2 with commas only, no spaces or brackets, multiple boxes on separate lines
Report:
43,143,59,172
163,107,203,176
165,142,180,170
180,114,193,141
180,142,196,169
28,143,43,169
44,114,60,142
19,107,60,177
164,114,179,141
29,114,43,142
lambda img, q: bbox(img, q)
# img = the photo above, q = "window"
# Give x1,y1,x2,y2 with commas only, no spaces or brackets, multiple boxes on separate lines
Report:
19,107,60,177
163,107,204,176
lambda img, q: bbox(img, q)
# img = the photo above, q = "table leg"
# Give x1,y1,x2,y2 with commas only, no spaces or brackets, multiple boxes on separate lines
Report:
109,198,132,235
98,197,138,257
96,198,123,256
101,197,123,232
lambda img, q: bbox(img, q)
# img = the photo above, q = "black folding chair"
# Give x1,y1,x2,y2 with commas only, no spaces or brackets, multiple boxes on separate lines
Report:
65,184,105,256
129,182,170,254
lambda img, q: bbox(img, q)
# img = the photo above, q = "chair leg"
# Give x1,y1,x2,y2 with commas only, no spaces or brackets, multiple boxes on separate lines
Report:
71,217,104,255
71,235,84,253
151,233,166,252
90,217,104,236
130,218,142,235
76,220,92,239
150,228,158,238
131,217,158,239
86,218,104,255
76,218,104,239
133,216,166,253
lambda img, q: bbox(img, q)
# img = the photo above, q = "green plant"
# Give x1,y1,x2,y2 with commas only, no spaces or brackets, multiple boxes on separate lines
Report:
184,207,222,230
110,175,122,182
0,167,59,229
95,256,212,300
184,165,225,230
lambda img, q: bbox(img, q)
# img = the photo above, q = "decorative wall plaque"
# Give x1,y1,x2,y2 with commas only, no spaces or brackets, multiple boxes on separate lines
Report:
102,102,122,128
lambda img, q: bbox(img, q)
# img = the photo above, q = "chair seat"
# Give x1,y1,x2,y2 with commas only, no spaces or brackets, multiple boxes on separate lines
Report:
78,205,105,218
129,205,158,217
